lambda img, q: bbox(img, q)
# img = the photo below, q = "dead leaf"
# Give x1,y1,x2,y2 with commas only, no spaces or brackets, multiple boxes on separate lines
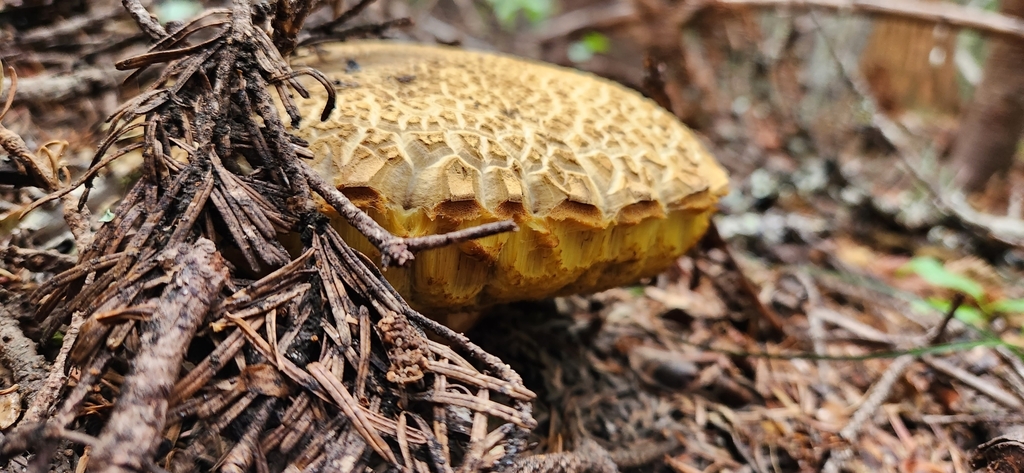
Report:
0,385,21,430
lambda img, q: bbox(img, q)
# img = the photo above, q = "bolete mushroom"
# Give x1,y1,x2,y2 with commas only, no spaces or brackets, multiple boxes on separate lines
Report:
288,41,729,328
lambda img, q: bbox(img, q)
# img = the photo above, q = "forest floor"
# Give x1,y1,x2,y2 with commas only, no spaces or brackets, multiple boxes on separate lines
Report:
4,1,1024,472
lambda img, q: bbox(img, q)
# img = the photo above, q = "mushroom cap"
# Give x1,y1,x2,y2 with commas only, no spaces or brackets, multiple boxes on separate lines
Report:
289,41,729,319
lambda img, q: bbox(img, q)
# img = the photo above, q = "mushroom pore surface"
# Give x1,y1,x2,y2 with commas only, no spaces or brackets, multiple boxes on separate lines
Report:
287,40,729,321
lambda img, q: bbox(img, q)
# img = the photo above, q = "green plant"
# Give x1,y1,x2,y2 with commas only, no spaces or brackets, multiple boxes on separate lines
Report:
485,0,553,29
99,208,116,223
898,256,1024,326
567,32,611,63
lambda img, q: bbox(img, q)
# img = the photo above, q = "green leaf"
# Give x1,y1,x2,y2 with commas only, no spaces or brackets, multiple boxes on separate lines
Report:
486,0,553,28
954,306,986,326
521,0,552,23
580,32,610,54
987,298,1024,315
897,256,985,301
925,297,987,326
99,208,116,223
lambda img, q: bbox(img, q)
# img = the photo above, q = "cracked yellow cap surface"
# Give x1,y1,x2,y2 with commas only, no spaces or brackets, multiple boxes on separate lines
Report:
289,41,729,318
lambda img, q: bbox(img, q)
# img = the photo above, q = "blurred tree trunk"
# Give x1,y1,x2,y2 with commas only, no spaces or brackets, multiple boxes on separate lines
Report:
950,0,1024,193
859,13,960,117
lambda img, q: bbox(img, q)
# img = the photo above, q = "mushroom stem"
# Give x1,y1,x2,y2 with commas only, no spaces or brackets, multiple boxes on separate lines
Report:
298,160,517,267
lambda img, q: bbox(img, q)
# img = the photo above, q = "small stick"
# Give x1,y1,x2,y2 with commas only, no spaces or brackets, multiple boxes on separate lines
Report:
0,246,77,273
299,18,414,47
122,0,168,41
20,311,86,424
313,0,377,33
925,356,1024,409
299,161,517,267
928,293,965,345
405,221,519,253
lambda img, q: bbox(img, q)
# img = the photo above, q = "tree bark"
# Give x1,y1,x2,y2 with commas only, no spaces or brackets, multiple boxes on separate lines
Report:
951,0,1024,192
859,7,960,116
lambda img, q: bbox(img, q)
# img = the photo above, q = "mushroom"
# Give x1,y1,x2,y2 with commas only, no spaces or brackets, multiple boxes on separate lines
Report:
289,41,729,329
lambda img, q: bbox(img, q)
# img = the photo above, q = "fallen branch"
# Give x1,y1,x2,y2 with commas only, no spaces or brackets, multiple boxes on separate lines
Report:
718,0,1024,42
89,239,228,472
0,67,120,106
0,246,77,274
0,293,46,406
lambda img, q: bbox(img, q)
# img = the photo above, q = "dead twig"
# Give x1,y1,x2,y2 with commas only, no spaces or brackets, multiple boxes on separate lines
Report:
298,18,414,47
20,311,85,425
0,68,120,106
0,293,47,407
928,293,964,345
122,0,168,41
300,163,518,267
89,239,228,472
924,356,1024,410
0,66,93,247
0,246,77,273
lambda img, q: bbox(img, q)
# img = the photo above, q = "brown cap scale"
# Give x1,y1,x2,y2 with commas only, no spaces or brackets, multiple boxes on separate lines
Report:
287,41,729,323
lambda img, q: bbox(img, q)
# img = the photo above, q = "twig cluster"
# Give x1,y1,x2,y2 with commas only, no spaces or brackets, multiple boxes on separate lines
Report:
0,0,533,472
